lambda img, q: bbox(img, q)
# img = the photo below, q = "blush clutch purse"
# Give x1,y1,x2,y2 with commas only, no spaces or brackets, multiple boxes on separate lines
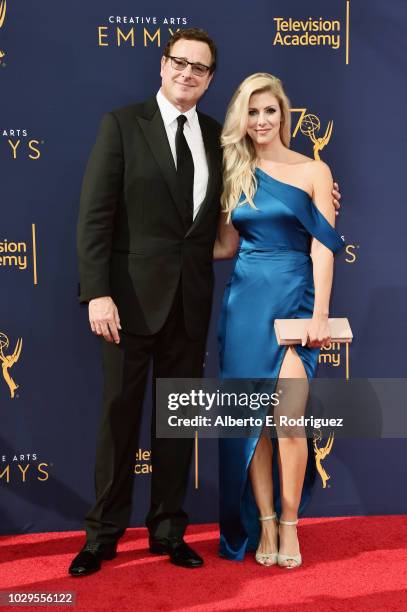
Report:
274,318,353,346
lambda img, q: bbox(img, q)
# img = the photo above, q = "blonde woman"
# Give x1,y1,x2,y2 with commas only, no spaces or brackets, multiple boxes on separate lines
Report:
214,73,343,568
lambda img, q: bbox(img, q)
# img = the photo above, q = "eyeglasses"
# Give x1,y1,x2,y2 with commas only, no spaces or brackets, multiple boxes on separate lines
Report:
165,55,211,77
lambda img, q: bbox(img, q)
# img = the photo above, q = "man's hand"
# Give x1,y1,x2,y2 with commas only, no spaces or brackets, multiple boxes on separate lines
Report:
332,181,341,214
89,296,121,343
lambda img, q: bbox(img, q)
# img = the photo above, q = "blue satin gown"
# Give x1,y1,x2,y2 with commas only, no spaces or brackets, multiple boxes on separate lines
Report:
218,167,344,560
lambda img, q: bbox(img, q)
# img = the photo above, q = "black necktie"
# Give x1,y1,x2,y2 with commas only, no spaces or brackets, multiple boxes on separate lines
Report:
175,115,194,228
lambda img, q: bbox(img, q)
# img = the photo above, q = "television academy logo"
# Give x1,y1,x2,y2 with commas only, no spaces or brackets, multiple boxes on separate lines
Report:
0,331,22,399
319,342,341,368
0,0,6,65
0,226,39,285
273,16,341,51
272,5,351,66
0,238,28,270
134,448,152,475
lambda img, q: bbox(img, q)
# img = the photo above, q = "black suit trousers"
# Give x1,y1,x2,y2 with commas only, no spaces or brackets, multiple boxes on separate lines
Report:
85,287,206,543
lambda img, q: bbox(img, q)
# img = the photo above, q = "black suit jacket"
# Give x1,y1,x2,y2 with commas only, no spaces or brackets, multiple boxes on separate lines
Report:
77,97,222,338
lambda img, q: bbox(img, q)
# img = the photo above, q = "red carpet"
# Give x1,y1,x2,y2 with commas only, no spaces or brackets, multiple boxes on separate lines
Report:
1,516,407,611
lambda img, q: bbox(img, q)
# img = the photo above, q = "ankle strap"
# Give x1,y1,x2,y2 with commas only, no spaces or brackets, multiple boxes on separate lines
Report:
259,513,277,522
279,518,298,525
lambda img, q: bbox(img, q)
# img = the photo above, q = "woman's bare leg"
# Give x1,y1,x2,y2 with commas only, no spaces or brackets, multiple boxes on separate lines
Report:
250,435,278,563
275,346,309,567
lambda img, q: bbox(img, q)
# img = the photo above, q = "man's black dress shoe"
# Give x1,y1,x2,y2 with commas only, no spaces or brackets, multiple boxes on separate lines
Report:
68,542,117,577
149,537,203,568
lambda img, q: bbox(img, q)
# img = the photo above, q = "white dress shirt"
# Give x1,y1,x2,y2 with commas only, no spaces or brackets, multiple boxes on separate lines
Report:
156,89,209,220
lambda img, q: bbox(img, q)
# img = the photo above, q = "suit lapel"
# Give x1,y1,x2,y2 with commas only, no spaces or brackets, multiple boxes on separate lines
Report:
136,98,185,223
185,113,220,237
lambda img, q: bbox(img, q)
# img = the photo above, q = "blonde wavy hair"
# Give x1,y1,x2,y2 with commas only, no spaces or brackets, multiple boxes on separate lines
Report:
221,73,292,219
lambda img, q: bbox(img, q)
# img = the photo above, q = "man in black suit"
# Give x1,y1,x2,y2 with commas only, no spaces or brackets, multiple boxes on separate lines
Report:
70,28,221,576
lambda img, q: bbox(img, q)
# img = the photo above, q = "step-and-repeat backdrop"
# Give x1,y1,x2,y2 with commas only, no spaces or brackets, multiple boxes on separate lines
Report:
2,1,406,534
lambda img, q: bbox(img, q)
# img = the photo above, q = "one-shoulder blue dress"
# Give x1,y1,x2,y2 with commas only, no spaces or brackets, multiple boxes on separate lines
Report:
218,167,344,561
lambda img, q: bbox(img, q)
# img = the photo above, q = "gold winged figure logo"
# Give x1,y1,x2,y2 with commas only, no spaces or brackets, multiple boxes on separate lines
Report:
0,0,6,62
300,113,334,161
313,430,334,488
0,332,22,399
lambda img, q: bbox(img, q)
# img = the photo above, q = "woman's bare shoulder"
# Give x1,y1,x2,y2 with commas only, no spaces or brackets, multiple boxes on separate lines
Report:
308,159,333,183
290,156,332,183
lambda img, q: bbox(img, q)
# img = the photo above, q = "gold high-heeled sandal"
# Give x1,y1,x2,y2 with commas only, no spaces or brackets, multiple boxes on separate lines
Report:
277,518,302,569
255,513,278,566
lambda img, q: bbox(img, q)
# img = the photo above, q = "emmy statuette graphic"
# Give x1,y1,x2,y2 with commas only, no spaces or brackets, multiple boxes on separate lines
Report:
0,332,22,399
300,113,334,160
313,429,335,488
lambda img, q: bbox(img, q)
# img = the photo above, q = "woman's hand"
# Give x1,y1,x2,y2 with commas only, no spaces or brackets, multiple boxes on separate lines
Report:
301,315,331,348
